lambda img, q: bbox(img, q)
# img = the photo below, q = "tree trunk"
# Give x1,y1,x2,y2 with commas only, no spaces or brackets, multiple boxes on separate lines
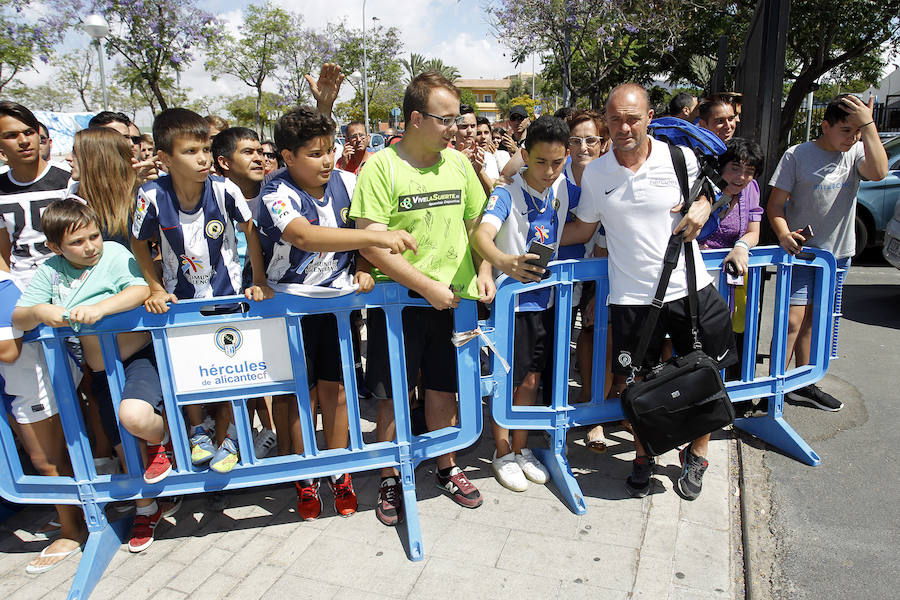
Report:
779,70,819,153
149,78,168,112
255,87,263,137
79,90,91,111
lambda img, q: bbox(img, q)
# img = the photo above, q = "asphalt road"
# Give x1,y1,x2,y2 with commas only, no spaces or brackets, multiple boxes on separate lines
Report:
757,252,900,599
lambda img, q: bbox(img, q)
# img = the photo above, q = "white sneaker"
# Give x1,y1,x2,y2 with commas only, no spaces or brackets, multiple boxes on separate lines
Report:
492,451,528,492
515,448,549,484
253,428,277,459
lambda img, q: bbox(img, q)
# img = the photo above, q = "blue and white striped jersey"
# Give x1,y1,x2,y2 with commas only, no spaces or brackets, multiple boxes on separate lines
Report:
257,169,357,296
132,175,252,299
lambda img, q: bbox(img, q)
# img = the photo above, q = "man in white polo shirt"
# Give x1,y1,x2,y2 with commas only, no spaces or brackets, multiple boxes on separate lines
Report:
563,83,736,501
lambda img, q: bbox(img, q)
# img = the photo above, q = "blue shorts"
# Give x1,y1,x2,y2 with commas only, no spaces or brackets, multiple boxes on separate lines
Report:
789,257,851,306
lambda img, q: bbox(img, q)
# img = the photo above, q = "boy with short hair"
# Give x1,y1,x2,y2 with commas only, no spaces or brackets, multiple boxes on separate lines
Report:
767,94,887,411
12,199,176,553
257,106,416,520
131,108,272,474
472,115,571,491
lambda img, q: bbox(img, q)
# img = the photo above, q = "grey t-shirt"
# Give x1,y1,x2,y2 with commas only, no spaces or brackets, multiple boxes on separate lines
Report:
769,141,866,259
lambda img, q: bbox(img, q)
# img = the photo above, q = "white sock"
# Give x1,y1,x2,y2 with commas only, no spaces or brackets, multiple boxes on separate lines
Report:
135,500,158,517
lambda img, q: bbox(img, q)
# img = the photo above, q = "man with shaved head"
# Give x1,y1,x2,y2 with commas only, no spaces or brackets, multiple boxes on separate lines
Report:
561,83,736,501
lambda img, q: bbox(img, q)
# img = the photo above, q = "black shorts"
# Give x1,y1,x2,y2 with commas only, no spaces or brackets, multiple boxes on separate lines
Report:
610,284,737,375
513,311,551,386
302,313,342,385
365,306,457,399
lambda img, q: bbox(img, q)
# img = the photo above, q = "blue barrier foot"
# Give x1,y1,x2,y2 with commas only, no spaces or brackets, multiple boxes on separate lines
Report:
398,465,424,561
734,414,821,466
67,515,132,600
533,444,587,515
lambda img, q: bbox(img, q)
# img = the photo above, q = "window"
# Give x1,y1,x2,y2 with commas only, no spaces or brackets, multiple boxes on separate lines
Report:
482,94,493,103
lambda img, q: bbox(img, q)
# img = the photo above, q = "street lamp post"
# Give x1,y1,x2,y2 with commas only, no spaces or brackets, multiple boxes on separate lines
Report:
362,0,369,136
83,14,110,111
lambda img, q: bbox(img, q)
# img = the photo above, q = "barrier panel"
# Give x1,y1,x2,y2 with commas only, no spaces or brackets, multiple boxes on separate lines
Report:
482,246,837,515
0,284,483,599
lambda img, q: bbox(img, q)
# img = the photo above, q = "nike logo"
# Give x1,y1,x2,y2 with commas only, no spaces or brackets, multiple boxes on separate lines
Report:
716,349,729,362
605,186,620,195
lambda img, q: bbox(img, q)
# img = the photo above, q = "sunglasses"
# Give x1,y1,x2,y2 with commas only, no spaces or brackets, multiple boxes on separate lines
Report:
263,152,278,160
509,114,525,122
569,136,604,147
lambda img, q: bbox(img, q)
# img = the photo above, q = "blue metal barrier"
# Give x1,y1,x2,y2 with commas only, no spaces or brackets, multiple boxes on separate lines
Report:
0,284,483,599
482,246,837,515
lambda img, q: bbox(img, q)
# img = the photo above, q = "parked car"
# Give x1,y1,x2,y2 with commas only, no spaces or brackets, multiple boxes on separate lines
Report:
856,135,900,256
883,194,900,268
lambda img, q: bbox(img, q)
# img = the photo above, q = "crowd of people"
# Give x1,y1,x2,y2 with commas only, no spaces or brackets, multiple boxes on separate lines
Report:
0,61,888,575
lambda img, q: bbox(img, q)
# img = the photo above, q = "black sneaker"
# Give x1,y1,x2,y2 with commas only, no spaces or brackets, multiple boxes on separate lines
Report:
677,444,709,501
375,477,403,526
625,456,655,498
435,466,483,508
792,384,843,412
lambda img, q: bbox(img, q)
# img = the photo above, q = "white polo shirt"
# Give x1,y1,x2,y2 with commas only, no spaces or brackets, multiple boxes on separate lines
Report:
575,136,713,305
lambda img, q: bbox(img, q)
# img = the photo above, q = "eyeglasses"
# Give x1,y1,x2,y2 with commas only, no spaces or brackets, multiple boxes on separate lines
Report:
347,133,367,140
130,136,142,145
509,114,525,122
569,136,604,147
262,152,277,160
420,111,465,127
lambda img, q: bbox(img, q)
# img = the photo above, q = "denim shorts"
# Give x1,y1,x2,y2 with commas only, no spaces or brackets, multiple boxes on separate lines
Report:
789,257,851,306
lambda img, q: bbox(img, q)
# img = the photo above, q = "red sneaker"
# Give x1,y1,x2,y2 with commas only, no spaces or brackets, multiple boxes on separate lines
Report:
329,473,357,517
128,505,163,553
295,480,321,521
143,440,173,484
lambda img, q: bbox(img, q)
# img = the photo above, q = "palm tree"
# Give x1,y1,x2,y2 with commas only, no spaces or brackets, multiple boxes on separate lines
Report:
400,52,427,82
423,58,460,82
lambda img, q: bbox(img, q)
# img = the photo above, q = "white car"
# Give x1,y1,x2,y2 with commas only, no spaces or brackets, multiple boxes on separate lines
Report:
883,198,900,268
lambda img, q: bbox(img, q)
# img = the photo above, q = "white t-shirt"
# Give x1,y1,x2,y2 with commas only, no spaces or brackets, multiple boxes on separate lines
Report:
483,151,500,182
494,149,511,173
575,137,713,305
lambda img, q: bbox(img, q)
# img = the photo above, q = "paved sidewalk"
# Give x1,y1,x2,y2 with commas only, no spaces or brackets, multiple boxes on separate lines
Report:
0,417,742,600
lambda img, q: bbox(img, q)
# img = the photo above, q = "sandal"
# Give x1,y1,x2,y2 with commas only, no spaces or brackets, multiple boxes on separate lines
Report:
25,543,82,574
585,425,608,453
32,519,61,541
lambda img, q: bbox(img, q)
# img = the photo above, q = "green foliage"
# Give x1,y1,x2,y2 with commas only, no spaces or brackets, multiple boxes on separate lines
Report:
459,88,478,109
507,95,537,118
335,81,405,127
329,21,404,102
7,81,73,111
0,0,60,93
224,92,289,130
205,2,292,134
52,49,94,111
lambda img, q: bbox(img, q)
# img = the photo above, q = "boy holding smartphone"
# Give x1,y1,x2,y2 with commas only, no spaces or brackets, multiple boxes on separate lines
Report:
471,116,572,492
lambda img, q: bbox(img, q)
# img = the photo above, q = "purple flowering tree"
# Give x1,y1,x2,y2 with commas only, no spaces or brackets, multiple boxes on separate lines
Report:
0,0,61,93
488,0,700,107
275,13,335,109
47,0,219,112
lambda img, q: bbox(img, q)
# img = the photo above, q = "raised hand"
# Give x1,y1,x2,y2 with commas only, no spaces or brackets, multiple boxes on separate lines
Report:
305,63,345,115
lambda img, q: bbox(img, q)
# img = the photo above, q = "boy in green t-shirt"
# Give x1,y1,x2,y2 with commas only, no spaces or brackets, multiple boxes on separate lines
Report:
13,199,176,553
350,72,490,526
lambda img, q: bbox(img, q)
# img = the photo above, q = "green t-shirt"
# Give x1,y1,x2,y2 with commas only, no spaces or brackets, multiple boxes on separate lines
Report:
349,146,487,299
17,241,147,329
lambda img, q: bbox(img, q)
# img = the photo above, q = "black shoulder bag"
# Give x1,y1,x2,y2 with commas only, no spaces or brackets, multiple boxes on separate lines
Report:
619,144,734,457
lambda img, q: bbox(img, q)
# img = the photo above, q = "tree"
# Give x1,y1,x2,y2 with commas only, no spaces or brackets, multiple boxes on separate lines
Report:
489,0,709,108
422,58,460,82
7,81,73,111
48,0,220,111
459,88,478,109
275,13,333,108
329,21,404,104
224,92,289,131
775,0,900,148
206,2,291,135
53,50,94,111
400,52,427,82
334,81,404,127
0,0,61,93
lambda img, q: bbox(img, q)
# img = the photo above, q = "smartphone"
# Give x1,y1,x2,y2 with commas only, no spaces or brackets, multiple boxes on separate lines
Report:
526,241,554,279
798,224,813,239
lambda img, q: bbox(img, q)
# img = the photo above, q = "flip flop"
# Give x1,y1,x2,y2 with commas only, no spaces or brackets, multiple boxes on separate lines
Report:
25,544,82,574
32,519,62,541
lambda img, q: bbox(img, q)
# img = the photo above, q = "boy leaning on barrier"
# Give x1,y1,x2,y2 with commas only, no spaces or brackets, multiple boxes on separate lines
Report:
471,115,572,492
767,94,887,411
131,108,272,476
256,106,416,521
11,199,179,554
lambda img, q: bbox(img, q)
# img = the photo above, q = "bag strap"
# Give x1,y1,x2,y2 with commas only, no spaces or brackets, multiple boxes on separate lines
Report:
628,143,703,380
